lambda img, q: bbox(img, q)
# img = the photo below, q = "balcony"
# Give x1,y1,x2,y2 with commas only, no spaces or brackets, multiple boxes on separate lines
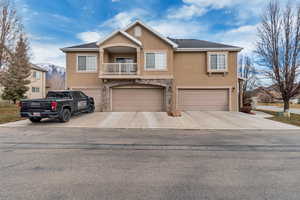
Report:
102,63,137,75
99,45,141,79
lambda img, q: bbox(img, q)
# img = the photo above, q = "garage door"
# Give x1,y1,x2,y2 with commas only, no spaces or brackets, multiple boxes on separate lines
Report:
112,87,164,111
178,89,229,111
78,88,101,111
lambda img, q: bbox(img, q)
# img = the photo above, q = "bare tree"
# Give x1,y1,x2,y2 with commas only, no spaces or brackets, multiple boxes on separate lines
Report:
256,0,300,115
0,0,21,69
239,55,259,103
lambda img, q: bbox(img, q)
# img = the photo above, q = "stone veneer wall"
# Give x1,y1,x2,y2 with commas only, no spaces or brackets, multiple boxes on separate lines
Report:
101,79,173,112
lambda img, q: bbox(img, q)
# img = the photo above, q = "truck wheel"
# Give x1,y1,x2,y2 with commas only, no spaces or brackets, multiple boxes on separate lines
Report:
88,105,95,113
59,109,71,122
29,117,41,123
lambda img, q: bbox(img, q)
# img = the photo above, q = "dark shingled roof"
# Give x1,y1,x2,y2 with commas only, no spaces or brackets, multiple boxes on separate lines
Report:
66,42,98,49
63,39,241,50
168,38,240,49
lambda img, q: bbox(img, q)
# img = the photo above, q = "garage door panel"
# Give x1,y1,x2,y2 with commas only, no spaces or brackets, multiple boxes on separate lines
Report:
112,88,164,112
178,89,229,111
78,88,101,111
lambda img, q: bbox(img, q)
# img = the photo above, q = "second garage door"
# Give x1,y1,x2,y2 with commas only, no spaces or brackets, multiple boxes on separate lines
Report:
178,89,229,111
112,87,164,111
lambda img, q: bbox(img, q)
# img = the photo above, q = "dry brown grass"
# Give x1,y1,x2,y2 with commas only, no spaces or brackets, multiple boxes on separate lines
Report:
0,102,24,124
256,109,300,127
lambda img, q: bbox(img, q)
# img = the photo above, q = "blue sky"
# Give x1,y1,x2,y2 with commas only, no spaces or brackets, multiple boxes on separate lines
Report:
14,0,290,67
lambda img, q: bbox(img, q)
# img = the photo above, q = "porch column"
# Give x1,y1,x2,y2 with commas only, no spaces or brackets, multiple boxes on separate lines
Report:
99,48,104,76
136,47,141,76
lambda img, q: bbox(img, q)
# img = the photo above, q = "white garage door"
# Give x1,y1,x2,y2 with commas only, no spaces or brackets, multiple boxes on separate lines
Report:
78,88,101,111
178,89,229,111
112,87,164,111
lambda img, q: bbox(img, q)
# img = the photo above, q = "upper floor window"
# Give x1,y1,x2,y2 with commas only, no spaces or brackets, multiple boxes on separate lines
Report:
145,52,167,70
208,52,228,72
33,71,40,80
32,87,40,93
77,55,97,72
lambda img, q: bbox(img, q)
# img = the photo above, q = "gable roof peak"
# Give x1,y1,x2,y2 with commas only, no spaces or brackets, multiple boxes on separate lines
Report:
122,20,178,48
96,29,142,46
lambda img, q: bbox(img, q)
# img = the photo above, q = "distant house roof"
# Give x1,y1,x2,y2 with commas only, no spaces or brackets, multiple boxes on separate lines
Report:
31,64,47,72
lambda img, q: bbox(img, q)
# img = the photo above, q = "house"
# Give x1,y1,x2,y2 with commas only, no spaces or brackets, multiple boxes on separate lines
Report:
290,95,300,104
25,64,47,99
0,64,47,100
61,20,243,112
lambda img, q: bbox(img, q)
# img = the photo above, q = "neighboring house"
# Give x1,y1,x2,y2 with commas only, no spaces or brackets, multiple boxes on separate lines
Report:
291,95,300,104
61,20,243,112
0,64,47,100
26,64,47,99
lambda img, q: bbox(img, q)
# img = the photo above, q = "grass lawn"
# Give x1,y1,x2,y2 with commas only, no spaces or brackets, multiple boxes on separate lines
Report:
258,102,300,109
0,102,24,124
256,109,300,127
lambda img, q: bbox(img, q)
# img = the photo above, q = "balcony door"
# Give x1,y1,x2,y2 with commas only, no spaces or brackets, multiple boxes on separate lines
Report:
115,57,134,63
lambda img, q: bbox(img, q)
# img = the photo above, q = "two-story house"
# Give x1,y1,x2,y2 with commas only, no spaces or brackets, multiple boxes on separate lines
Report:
26,64,47,99
0,64,47,101
61,20,242,112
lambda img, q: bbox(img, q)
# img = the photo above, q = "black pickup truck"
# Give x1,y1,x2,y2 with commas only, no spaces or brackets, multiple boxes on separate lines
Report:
20,90,95,123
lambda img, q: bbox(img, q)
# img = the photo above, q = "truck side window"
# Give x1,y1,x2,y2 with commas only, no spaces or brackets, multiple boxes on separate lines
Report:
79,92,87,98
73,91,83,99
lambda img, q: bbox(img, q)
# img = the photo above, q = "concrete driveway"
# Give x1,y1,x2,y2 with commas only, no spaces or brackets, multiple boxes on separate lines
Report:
1,111,298,129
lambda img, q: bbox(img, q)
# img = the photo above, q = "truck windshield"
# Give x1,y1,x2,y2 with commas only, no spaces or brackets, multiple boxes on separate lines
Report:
46,92,71,99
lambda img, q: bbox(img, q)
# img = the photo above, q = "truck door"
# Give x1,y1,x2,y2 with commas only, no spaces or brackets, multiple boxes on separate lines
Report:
74,91,88,111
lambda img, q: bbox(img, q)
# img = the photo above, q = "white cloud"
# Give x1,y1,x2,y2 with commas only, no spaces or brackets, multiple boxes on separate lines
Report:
76,31,104,43
168,4,206,19
148,20,205,38
30,42,67,67
112,0,120,2
102,9,148,29
214,24,258,55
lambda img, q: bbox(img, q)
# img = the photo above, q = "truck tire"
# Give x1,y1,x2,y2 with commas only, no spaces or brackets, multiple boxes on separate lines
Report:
88,105,95,113
59,109,71,122
29,117,42,123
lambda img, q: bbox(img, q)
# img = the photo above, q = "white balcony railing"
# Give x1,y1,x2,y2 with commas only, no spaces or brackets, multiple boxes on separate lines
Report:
102,63,137,75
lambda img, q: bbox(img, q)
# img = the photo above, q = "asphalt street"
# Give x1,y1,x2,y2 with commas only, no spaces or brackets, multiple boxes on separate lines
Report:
1,127,300,200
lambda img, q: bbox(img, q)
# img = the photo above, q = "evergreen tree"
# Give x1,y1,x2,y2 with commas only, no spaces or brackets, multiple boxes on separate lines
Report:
0,34,31,103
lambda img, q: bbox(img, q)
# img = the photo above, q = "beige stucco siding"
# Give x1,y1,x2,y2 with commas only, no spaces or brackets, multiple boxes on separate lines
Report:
66,52,102,89
126,25,174,78
173,51,238,111
101,34,137,47
26,69,46,99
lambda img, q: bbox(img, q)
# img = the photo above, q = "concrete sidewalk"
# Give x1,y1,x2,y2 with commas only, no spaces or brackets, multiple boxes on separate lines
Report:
257,105,300,114
1,111,298,129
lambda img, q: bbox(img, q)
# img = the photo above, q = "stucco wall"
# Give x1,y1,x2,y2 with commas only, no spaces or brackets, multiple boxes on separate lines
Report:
66,52,102,89
26,69,47,99
126,25,174,78
173,51,239,111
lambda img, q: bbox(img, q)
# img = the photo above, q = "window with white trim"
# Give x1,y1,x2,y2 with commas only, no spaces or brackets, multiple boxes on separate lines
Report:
77,55,97,72
208,53,227,71
33,71,41,80
145,52,166,70
32,87,40,93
